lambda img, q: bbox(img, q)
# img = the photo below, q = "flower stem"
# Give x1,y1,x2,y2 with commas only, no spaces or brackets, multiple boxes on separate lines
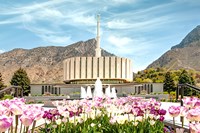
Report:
11,122,13,133
59,124,61,133
15,115,18,133
173,117,176,133
31,120,36,133
181,116,184,128
19,123,22,133
65,122,68,133
25,126,29,133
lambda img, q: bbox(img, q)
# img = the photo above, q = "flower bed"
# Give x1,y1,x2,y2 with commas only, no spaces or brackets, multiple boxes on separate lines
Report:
0,97,166,133
42,97,166,133
1,96,200,133
168,97,200,133
0,98,44,133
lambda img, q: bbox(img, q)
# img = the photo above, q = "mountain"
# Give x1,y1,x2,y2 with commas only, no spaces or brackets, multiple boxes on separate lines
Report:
147,25,200,70
0,39,115,85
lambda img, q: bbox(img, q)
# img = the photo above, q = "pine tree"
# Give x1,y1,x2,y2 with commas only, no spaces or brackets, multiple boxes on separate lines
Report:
178,70,194,96
0,72,6,90
10,68,30,96
164,72,175,94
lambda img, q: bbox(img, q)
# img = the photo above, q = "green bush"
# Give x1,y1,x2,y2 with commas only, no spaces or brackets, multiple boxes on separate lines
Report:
1,94,14,100
163,91,169,94
170,91,176,95
37,101,44,104
160,98,166,102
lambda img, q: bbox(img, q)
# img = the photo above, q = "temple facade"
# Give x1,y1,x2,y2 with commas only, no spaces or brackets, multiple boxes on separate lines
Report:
63,57,132,84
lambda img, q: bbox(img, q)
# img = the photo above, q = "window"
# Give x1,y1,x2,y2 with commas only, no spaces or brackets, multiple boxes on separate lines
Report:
55,87,57,94
45,86,47,92
42,86,44,94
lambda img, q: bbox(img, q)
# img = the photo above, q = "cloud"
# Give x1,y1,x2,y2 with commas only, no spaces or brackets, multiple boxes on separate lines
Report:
108,35,133,47
107,19,130,29
0,0,66,15
106,16,172,31
105,34,153,58
71,14,96,26
39,34,72,44
0,49,5,54
110,0,136,4
0,17,22,25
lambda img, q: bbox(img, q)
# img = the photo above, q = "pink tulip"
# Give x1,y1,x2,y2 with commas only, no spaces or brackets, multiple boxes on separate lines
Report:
28,105,44,120
186,108,200,121
20,114,34,127
179,106,188,116
9,103,23,115
189,123,200,133
194,100,200,108
168,106,180,117
0,115,13,132
182,97,198,108
176,128,185,133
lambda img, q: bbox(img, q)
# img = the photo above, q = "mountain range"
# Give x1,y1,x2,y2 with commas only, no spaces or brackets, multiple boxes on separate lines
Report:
147,25,200,71
0,39,114,85
1,25,200,84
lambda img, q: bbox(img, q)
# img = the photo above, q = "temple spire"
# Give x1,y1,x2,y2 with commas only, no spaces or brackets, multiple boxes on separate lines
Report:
95,14,101,57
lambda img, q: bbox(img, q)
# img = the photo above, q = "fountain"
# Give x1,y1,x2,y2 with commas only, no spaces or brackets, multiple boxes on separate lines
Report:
111,87,117,98
86,86,93,98
80,86,87,99
80,78,117,99
105,85,111,97
93,78,103,98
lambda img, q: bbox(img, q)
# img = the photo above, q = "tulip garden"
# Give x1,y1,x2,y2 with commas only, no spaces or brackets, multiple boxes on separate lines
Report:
0,96,200,133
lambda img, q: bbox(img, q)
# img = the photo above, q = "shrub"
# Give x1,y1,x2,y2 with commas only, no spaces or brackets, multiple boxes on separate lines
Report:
1,94,14,100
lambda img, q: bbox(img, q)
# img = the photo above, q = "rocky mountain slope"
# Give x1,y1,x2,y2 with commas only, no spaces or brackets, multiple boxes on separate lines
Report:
0,39,115,85
147,25,200,71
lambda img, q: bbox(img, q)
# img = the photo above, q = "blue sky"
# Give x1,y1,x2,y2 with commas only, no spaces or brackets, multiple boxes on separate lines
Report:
0,0,200,72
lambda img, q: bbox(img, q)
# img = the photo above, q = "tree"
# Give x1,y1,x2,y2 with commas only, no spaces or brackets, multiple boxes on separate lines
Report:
178,70,195,96
142,78,153,83
164,72,175,94
10,68,30,96
0,72,6,90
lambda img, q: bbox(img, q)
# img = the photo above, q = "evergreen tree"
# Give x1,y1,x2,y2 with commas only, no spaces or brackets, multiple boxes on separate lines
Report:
178,70,194,96
164,72,175,94
0,72,6,90
10,68,30,96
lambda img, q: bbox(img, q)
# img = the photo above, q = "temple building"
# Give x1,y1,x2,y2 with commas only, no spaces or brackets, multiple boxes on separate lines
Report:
30,15,163,97
63,15,132,84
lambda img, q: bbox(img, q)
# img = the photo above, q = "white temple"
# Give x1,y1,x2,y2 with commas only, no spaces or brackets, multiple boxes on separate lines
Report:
63,14,133,84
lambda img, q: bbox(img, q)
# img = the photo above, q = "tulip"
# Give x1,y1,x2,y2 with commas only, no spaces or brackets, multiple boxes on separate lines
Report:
9,103,23,115
176,128,185,133
20,114,34,127
189,123,200,133
159,115,165,121
182,97,198,109
186,108,200,122
168,106,180,132
55,119,62,125
168,106,180,117
179,106,188,116
0,115,13,132
149,120,155,125
158,109,167,115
